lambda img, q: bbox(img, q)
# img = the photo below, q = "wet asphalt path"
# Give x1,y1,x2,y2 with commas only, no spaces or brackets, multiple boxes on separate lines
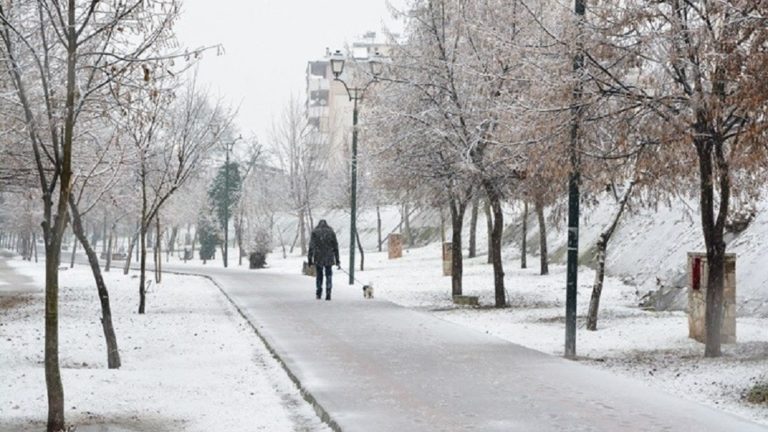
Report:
157,263,766,432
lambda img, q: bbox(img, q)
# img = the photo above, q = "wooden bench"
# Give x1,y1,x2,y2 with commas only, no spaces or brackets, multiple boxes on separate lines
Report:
453,295,479,306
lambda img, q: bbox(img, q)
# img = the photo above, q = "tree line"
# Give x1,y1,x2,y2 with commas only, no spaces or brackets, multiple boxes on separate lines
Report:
361,0,768,360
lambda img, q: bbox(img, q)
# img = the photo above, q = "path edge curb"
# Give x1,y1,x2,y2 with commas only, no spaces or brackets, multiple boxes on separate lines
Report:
189,272,343,432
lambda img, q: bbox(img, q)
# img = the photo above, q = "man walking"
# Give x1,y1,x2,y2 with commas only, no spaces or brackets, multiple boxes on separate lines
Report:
307,220,340,300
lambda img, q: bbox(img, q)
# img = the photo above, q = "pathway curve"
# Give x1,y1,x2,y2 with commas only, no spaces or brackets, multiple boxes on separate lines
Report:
162,263,766,432
0,251,39,298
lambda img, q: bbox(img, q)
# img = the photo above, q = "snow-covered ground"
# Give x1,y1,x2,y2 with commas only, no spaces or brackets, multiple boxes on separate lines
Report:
0,256,330,432
267,244,768,426
6,190,766,430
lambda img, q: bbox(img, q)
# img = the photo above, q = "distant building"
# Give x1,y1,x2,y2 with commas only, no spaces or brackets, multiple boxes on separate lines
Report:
305,32,392,183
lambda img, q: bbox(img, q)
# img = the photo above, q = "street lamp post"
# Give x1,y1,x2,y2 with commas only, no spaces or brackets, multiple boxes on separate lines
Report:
565,0,586,358
223,135,241,269
330,49,383,285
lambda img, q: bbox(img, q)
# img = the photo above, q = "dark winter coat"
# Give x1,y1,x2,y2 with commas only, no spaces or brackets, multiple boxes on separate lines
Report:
308,220,340,267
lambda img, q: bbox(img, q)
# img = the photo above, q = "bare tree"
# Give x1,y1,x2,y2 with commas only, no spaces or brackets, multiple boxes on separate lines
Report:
116,73,232,313
66,125,129,369
369,0,545,304
0,1,193,428
270,95,329,256
587,0,768,356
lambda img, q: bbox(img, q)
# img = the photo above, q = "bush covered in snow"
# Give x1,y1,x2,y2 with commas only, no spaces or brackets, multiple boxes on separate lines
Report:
247,226,273,269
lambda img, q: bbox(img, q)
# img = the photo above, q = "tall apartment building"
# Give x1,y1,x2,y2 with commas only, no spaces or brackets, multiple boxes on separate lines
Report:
305,32,391,181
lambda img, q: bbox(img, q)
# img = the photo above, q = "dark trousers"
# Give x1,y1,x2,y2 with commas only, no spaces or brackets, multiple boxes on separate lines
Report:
315,265,333,299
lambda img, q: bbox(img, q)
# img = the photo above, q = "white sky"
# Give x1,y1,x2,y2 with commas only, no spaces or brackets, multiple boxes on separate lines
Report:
174,0,405,142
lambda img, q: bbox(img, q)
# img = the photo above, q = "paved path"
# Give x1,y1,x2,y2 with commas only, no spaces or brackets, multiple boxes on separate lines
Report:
0,251,39,298
161,264,766,432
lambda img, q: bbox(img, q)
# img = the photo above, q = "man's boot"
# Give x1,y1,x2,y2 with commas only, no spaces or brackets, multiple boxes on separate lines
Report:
325,287,332,301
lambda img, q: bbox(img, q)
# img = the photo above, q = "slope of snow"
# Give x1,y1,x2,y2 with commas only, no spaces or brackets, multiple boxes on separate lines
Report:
292,193,768,315
528,196,768,315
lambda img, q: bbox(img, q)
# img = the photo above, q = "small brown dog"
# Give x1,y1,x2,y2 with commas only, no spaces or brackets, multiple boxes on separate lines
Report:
362,283,374,299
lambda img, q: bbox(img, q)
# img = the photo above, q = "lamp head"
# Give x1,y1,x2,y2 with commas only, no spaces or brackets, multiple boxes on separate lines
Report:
330,50,345,78
369,51,384,78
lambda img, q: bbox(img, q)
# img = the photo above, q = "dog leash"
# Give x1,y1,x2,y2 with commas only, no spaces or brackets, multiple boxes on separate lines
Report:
336,266,366,287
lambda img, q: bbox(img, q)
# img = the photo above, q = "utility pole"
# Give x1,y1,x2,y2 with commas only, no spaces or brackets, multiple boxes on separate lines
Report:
565,0,586,358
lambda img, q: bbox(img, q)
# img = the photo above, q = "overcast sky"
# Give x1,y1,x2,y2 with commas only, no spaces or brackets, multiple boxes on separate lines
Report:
174,0,405,143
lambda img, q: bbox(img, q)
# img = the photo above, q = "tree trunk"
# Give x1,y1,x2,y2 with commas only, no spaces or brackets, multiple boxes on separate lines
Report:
449,199,467,297
298,209,307,255
521,201,528,269
440,208,446,244
139,220,147,314
377,205,382,253
20,233,29,260
403,202,412,247
135,224,140,263
101,211,107,256
190,227,197,260
105,225,114,272
484,199,493,264
69,199,121,368
44,240,65,432
469,195,479,258
535,199,549,275
90,223,99,250
705,242,726,356
587,237,607,331
146,225,154,258
697,135,730,358
278,228,287,259
289,228,299,254
185,222,192,257
236,213,244,266
166,225,178,263
139,156,149,314
484,182,506,307
155,215,161,284
355,227,364,272
587,180,635,331
123,229,138,275
33,232,38,263
70,232,77,268
307,207,314,237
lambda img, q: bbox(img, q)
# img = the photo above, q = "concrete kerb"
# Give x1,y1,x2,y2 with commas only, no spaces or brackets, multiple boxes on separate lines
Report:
161,269,342,432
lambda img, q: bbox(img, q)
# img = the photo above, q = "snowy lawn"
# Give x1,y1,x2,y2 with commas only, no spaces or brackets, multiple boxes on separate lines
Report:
0,256,329,432
267,244,768,426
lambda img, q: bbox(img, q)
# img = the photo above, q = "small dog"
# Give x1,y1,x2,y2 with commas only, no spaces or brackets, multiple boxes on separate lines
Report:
362,283,374,299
